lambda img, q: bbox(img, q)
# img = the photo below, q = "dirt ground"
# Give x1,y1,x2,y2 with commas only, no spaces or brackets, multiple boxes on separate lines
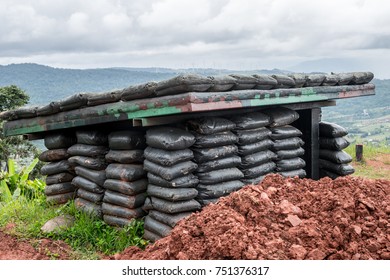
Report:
1,174,389,260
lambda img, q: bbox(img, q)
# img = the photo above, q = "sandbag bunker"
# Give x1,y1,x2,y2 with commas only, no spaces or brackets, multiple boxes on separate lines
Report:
38,107,353,241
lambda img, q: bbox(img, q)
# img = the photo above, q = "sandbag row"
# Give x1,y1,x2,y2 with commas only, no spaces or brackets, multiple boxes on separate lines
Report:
265,108,307,178
40,133,77,205
187,117,245,206
102,130,147,227
319,121,354,179
69,130,108,217
230,112,276,185
143,127,201,242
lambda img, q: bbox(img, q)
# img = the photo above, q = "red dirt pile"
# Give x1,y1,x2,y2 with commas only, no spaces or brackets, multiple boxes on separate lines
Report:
115,174,390,260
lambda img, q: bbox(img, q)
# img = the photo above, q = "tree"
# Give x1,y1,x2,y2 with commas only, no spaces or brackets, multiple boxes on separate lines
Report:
0,85,40,173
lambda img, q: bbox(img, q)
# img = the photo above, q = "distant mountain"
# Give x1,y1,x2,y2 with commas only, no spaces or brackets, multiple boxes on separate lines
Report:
0,63,290,105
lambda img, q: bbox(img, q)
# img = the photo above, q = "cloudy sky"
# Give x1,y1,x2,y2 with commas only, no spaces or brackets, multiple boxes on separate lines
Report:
1,0,390,78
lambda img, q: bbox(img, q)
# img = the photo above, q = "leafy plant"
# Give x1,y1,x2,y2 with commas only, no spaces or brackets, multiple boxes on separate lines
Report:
0,158,45,202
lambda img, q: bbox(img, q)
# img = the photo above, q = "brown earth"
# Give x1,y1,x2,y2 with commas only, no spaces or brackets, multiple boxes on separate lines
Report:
1,174,389,260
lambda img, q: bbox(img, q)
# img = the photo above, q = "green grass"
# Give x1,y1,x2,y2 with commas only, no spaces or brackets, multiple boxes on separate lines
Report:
344,142,390,179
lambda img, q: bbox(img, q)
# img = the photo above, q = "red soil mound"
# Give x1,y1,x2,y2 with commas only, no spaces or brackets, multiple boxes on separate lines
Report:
115,174,390,260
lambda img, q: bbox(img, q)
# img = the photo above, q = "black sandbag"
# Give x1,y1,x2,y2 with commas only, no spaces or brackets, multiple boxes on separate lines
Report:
148,210,192,228
272,74,295,88
319,159,355,175
187,117,236,135
278,169,307,178
74,197,102,217
103,190,146,208
262,107,299,127
319,150,353,164
238,139,273,156
304,74,325,87
102,203,145,219
86,90,121,106
192,145,238,163
148,196,201,214
252,74,277,90
196,167,244,184
241,175,265,185
155,74,212,96
235,127,272,145
147,173,199,188
229,74,257,90
319,137,350,151
196,197,219,206
319,121,348,138
192,131,238,148
144,147,193,166
241,161,276,179
46,172,74,185
44,133,76,149
108,131,146,150
240,150,277,168
319,168,339,179
322,74,339,86
120,82,157,101
68,156,107,170
46,192,75,205
272,137,305,151
103,215,137,228
269,125,303,140
41,160,73,176
196,155,241,172
105,163,146,182
147,184,198,202
275,157,306,172
363,71,374,83
36,102,61,116
208,75,237,92
143,160,197,181
0,110,16,121
72,176,105,194
103,178,148,196
44,182,75,196
76,130,108,145
144,215,172,237
67,144,108,157
336,73,354,85
39,149,69,162
74,166,106,186
275,147,305,160
13,106,38,119
351,72,369,85
288,74,306,88
146,127,195,150
143,229,163,242
196,180,244,199
142,197,153,212
105,149,144,164
59,93,88,111
230,112,270,130
77,188,104,204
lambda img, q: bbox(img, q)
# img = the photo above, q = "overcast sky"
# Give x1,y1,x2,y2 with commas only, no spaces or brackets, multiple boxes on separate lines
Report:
1,0,390,78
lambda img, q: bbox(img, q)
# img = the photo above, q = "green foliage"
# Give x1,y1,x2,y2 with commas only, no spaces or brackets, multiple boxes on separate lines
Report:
49,203,147,255
0,158,45,202
0,85,29,112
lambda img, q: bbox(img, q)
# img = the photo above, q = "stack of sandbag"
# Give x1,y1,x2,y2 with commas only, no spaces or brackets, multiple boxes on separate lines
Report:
230,112,276,185
264,107,307,178
319,121,354,179
187,117,244,206
68,130,109,217
40,133,77,205
143,127,201,242
103,130,148,227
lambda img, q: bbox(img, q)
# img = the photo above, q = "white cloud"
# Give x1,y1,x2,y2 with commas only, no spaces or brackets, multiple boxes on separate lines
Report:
1,0,390,77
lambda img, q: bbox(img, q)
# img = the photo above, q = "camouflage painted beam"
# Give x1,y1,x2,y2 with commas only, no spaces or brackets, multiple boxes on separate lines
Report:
3,83,375,137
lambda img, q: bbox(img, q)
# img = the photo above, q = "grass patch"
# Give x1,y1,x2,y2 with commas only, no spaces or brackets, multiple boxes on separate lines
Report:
344,142,390,179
